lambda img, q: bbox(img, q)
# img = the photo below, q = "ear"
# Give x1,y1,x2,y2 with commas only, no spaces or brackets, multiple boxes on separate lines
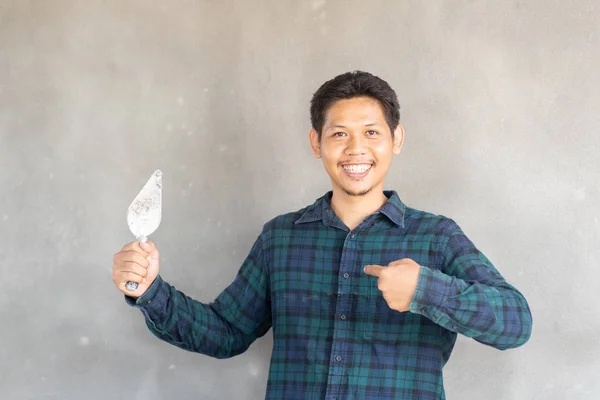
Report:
392,124,405,155
308,129,321,158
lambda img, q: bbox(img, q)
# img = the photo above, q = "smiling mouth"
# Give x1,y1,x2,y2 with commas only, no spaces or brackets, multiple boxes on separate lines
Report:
341,163,373,178
342,164,371,173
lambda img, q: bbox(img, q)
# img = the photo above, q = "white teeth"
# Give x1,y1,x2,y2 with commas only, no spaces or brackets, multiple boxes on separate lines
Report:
343,164,371,174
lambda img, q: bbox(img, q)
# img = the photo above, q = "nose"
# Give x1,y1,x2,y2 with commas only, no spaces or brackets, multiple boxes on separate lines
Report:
344,134,367,156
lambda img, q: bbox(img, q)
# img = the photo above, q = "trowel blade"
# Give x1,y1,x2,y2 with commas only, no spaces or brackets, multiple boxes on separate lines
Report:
127,170,162,240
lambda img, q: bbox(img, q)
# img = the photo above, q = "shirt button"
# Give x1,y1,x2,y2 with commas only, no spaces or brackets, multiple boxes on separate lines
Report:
350,233,355,238
340,314,347,320
343,273,349,279
335,355,342,362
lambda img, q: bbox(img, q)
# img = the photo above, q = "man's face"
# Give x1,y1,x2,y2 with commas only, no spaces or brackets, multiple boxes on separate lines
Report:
309,96,404,197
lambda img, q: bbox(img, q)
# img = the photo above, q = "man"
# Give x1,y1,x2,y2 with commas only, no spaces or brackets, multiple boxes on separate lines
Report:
113,71,532,399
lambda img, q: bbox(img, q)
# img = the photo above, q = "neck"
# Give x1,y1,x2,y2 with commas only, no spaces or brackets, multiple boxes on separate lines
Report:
330,187,388,231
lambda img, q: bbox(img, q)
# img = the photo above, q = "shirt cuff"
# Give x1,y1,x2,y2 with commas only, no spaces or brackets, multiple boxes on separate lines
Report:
124,275,165,308
409,266,452,317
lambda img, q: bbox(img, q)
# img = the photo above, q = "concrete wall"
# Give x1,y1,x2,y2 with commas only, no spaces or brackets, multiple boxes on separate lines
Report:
1,0,598,398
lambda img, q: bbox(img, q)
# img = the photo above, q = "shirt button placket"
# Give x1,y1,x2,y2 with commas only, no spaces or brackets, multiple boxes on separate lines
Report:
327,230,355,398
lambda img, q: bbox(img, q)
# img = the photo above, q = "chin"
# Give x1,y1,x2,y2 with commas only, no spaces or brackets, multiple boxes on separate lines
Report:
341,186,373,197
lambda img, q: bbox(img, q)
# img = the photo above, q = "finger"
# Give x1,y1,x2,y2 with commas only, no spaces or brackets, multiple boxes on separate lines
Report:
149,249,159,260
115,251,149,268
116,261,148,278
140,241,159,263
139,241,155,253
389,258,415,267
120,241,149,258
364,265,385,277
116,271,145,285
147,243,159,260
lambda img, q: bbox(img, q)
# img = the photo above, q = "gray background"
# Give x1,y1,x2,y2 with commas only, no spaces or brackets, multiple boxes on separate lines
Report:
1,0,598,399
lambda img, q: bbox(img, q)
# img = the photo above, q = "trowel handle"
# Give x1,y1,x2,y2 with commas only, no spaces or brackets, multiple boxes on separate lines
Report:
125,235,148,292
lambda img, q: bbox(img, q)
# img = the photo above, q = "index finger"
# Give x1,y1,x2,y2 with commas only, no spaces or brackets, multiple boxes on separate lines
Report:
364,265,385,277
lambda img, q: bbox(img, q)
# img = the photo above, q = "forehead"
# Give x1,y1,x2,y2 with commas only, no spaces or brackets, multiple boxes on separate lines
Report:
324,97,386,127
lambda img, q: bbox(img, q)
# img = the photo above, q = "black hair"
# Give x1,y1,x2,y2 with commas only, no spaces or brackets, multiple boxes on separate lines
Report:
310,70,400,139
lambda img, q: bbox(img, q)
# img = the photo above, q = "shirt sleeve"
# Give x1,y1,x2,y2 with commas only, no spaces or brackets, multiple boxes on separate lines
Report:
125,233,272,359
409,219,533,350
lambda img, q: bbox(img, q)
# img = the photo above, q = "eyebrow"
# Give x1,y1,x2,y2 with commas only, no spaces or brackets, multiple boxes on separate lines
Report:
331,123,379,129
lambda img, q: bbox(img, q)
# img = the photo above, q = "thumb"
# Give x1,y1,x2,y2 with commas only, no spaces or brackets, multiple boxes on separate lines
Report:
145,248,160,278
148,249,159,260
142,241,159,266
139,241,154,252
364,265,384,277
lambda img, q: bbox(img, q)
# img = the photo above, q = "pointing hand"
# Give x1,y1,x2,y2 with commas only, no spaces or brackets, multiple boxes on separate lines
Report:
364,258,421,312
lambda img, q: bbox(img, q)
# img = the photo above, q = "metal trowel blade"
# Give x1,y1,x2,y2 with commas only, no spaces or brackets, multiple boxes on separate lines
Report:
127,170,162,241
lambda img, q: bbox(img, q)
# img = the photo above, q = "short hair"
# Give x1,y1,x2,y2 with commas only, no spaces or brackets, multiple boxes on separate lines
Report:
310,71,400,139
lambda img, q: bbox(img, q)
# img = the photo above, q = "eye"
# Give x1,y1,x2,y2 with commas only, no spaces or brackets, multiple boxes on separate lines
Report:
366,130,379,136
333,132,347,137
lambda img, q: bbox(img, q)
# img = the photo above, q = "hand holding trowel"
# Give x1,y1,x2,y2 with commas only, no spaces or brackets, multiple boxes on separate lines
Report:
125,170,163,292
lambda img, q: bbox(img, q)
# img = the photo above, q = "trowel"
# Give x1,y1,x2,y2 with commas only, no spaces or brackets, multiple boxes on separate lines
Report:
125,170,163,292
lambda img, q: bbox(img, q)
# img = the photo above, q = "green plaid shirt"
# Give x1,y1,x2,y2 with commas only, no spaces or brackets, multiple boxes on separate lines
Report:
127,190,532,399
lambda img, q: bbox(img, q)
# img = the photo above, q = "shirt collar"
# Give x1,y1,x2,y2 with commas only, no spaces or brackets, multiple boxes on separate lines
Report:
379,190,406,227
294,193,328,224
295,190,406,227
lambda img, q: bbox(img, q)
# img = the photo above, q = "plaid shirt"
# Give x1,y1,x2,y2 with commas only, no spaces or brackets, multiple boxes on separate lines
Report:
127,190,532,399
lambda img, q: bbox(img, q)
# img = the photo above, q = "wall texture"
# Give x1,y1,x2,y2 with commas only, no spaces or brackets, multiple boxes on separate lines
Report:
1,0,598,398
